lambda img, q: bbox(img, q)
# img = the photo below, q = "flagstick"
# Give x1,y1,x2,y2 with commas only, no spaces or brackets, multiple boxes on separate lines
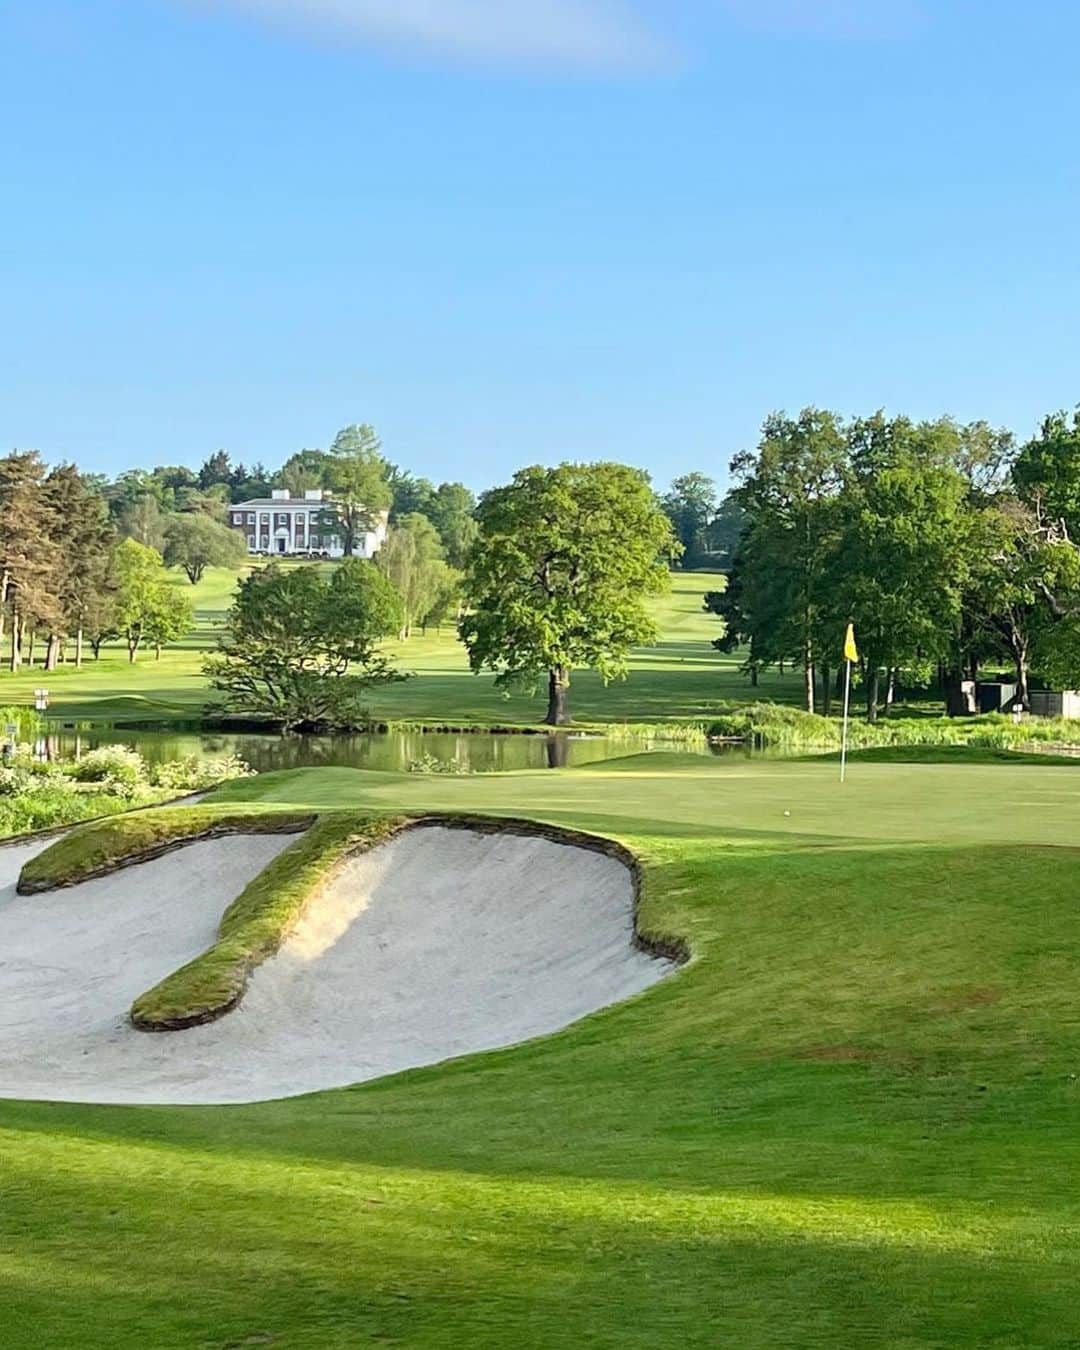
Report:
840,658,852,784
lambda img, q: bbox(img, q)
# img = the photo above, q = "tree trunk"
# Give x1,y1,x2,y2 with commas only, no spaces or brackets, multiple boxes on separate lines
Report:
546,667,571,726
91,636,103,660
155,642,162,660
9,608,19,673
26,629,35,668
866,667,880,723
819,660,832,717
884,668,896,716
44,633,60,672
75,628,84,668
1015,655,1030,710
803,640,815,714
749,664,759,688
128,632,140,663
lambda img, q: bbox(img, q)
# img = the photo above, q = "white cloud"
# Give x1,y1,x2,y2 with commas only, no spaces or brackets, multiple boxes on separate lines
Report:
189,0,667,70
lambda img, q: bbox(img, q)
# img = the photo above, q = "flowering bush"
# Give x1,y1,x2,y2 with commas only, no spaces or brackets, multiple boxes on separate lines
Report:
149,754,253,792
69,746,147,796
0,743,254,838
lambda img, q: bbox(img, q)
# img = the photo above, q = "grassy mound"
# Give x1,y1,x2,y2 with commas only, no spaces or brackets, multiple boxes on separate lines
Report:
130,813,405,1030
16,807,312,894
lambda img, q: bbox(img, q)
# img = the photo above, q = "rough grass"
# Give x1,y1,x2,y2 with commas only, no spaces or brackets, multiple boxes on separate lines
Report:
15,806,312,894
0,787,133,840
130,812,404,1030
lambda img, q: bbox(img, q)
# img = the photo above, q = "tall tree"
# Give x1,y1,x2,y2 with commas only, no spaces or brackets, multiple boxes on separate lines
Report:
705,492,746,565
163,512,246,583
375,513,446,638
275,449,332,497
0,452,57,673
116,494,168,552
385,465,437,522
112,539,175,663
44,464,114,668
144,585,194,660
197,449,233,490
726,410,847,711
1013,408,1080,533
835,417,973,720
204,559,403,728
428,481,478,568
662,473,719,565
461,462,677,726
325,425,392,556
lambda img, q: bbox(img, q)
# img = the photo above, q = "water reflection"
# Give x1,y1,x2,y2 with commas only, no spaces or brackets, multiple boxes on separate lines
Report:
40,726,730,774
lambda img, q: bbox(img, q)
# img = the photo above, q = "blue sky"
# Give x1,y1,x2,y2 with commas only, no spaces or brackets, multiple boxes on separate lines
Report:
3,1,1079,491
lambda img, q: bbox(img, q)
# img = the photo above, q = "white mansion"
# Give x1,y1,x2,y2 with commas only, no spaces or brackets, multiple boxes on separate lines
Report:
228,489,389,558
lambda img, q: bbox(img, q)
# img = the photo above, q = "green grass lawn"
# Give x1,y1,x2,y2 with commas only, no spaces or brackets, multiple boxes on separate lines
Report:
3,752,1080,1346
0,568,805,725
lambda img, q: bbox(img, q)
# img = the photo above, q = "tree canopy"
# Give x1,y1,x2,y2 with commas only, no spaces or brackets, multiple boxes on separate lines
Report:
163,512,246,584
461,462,677,725
204,559,404,729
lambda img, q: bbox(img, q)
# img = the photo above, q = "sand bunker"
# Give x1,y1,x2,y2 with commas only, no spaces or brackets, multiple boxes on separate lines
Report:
0,824,673,1104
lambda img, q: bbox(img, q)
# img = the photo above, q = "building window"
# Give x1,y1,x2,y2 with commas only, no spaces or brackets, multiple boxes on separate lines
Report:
247,513,255,524
247,535,256,549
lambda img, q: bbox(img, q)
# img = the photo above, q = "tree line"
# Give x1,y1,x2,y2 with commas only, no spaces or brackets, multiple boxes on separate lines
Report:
707,407,1080,719
0,453,192,671
0,423,478,671
208,461,677,729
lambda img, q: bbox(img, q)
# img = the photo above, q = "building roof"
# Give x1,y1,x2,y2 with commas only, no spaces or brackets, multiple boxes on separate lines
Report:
231,498,337,509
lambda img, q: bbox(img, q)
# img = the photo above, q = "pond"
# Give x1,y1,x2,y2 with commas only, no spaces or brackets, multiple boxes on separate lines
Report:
38,725,732,774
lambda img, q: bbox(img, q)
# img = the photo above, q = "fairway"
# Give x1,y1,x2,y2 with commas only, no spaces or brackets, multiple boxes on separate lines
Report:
0,569,805,725
3,751,1080,1347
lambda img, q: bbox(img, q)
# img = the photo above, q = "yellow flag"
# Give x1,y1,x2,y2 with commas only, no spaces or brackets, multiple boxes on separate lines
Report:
843,623,858,663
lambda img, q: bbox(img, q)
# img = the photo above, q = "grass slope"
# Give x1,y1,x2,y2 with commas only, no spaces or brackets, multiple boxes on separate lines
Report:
2,754,1080,1346
0,570,803,725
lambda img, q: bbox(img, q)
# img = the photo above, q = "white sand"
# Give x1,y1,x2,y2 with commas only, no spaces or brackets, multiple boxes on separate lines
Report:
0,825,673,1105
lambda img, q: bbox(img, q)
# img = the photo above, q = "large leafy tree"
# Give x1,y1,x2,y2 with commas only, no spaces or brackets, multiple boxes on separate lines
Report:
163,512,246,583
204,559,404,729
111,538,191,663
325,425,392,556
725,409,847,712
661,472,718,565
834,417,974,720
375,513,446,638
428,482,478,568
1013,409,1080,532
460,462,677,726
276,449,332,497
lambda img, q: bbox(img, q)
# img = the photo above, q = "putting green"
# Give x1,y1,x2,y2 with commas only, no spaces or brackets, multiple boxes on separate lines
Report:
2,752,1079,1347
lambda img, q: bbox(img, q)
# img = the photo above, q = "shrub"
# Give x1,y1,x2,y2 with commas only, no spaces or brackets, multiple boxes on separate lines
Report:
69,745,147,795
148,753,254,792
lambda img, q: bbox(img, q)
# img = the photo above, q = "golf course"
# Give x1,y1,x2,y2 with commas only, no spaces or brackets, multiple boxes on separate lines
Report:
2,748,1079,1347
0,568,803,728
